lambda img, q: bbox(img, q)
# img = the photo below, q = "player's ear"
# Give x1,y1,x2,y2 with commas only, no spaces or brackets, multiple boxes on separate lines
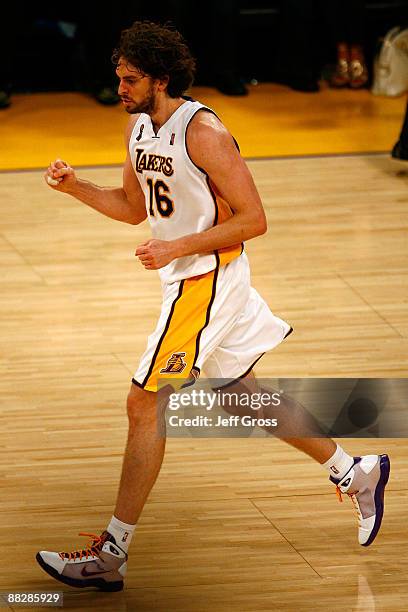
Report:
157,75,170,92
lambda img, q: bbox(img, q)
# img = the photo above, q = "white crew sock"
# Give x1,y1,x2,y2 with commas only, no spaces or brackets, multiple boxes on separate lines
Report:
107,516,136,553
323,444,354,480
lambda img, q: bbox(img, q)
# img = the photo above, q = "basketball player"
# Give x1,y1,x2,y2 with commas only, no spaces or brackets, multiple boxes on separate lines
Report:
37,21,390,592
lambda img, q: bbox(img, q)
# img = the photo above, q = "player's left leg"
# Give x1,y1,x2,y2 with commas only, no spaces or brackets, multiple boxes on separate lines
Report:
269,394,390,547
215,372,390,546
272,418,390,547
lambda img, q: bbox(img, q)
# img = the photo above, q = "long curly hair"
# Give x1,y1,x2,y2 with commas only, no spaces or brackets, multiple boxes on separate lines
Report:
112,21,196,98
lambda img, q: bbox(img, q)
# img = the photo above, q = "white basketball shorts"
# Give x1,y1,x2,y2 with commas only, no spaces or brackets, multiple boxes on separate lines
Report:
132,252,292,391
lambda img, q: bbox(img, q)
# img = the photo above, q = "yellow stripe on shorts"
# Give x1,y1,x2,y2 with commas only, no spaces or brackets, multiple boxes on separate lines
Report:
142,260,219,391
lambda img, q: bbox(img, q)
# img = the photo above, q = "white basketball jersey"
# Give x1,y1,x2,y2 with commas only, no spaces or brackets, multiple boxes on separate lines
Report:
129,99,243,283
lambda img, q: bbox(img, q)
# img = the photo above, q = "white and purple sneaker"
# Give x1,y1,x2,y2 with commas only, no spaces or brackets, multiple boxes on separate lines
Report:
36,531,127,591
330,454,390,546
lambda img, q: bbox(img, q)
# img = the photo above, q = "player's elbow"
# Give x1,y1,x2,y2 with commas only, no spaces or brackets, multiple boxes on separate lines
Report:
257,215,268,236
242,215,266,240
244,220,266,241
126,205,147,225
127,212,147,225
123,190,147,224
251,212,267,237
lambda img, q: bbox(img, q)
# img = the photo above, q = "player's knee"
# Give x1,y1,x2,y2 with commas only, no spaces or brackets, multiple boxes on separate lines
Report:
126,387,156,426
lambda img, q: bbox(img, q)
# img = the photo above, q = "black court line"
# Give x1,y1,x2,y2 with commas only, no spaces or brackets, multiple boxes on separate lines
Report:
0,151,392,175
244,150,391,162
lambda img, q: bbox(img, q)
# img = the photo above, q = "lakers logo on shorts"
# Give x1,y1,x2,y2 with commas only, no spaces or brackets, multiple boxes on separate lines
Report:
160,352,187,374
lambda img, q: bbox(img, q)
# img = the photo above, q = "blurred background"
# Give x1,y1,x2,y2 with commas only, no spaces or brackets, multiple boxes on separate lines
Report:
1,1,408,167
1,1,408,100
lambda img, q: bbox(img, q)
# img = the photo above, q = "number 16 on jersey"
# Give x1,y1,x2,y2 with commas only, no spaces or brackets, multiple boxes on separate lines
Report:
147,178,174,217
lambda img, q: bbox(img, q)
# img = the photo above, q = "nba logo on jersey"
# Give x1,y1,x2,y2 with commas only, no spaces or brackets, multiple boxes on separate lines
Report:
160,353,187,374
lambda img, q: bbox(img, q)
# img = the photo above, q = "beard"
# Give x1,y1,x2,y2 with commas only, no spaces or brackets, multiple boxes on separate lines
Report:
123,83,156,115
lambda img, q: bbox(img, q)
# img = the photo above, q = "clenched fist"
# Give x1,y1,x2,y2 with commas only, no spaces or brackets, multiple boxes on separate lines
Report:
135,239,179,270
44,159,77,192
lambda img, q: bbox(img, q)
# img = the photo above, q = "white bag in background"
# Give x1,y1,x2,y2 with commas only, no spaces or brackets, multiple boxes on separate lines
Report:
372,26,408,97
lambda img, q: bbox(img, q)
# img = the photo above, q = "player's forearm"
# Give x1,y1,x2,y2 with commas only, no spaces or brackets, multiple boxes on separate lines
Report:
174,212,266,258
66,179,145,224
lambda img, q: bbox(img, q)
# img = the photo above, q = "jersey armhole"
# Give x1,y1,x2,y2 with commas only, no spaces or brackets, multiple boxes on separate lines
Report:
184,109,241,176
184,108,217,176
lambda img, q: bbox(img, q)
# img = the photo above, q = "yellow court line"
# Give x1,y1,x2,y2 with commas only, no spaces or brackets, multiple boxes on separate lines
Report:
0,84,406,171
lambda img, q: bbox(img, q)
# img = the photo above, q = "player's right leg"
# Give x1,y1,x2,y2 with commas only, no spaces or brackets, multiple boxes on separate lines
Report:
36,384,169,591
114,383,168,525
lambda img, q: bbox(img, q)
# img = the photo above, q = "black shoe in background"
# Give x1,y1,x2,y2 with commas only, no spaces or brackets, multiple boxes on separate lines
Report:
391,141,408,161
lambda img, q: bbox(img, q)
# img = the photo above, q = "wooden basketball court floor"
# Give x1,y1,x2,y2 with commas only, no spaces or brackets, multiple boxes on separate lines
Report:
1,86,408,611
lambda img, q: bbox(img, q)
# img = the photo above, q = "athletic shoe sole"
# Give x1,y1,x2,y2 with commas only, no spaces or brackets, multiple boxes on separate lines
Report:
362,453,390,547
35,553,123,592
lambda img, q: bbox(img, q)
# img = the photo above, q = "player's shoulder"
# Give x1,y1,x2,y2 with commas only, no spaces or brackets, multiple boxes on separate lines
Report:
187,108,232,148
124,114,142,144
186,108,240,170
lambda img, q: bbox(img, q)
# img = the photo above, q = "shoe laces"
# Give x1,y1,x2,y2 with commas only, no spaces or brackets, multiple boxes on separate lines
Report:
58,532,106,561
335,487,362,527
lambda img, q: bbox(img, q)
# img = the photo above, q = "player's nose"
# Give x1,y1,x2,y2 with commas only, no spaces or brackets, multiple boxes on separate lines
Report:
117,81,127,96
